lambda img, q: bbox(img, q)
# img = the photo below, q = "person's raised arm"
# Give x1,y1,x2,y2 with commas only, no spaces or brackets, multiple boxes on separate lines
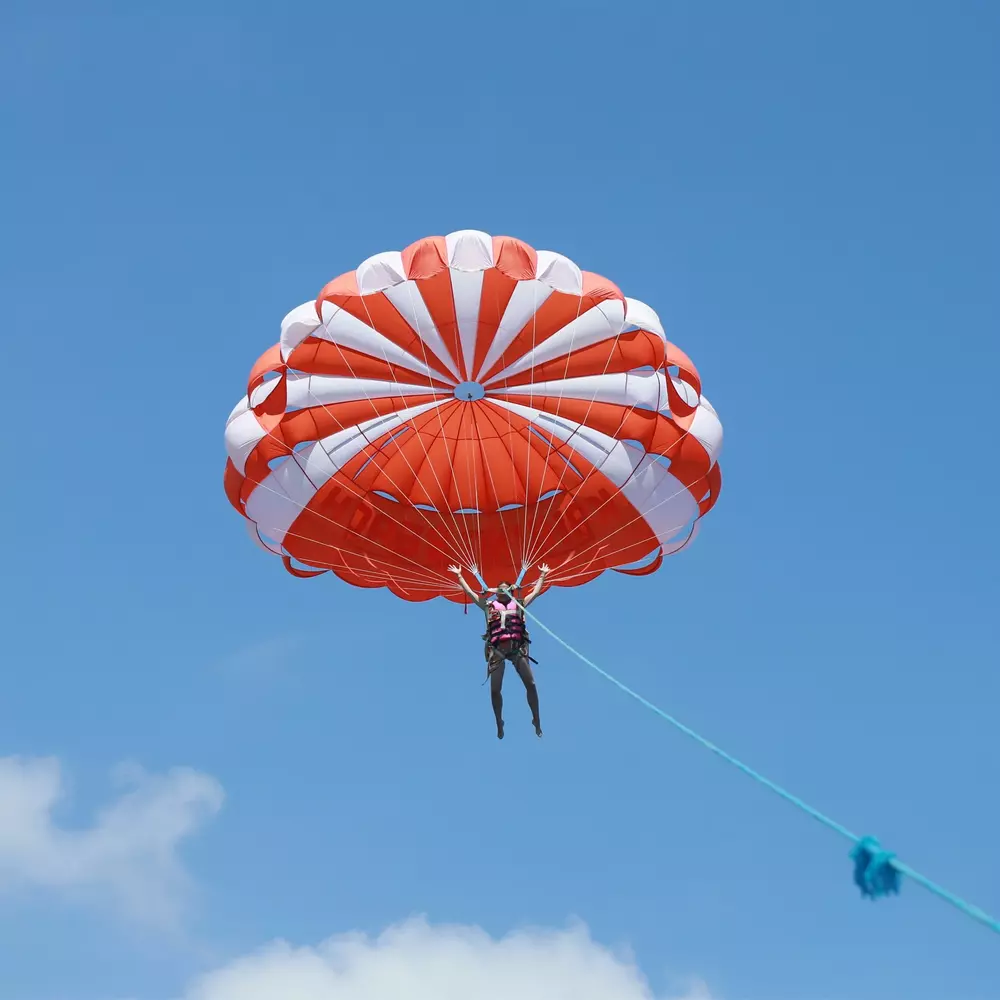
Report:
522,564,550,607
448,565,488,608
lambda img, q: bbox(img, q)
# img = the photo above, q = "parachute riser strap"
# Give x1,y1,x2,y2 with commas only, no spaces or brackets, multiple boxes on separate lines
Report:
517,602,1000,939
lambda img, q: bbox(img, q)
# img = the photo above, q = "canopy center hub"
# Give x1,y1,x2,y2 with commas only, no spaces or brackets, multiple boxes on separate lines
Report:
454,381,486,401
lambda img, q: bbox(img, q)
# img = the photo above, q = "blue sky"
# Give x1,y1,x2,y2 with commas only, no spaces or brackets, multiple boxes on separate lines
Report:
2,1,998,998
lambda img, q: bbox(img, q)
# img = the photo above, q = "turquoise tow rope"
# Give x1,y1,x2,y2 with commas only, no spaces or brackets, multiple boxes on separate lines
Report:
520,604,999,937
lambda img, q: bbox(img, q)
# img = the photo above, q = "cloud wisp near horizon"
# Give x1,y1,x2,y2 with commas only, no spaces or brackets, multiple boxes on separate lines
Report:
0,756,224,928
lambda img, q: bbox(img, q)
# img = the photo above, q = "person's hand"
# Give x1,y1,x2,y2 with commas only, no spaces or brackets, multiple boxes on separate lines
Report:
448,564,463,576
538,563,551,577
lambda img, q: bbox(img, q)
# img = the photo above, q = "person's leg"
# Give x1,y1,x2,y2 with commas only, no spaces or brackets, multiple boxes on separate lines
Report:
513,654,542,736
489,654,506,739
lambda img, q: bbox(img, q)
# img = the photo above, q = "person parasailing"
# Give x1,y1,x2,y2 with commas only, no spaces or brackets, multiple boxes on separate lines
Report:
449,565,549,740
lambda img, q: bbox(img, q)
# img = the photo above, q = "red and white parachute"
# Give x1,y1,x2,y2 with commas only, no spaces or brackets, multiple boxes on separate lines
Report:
224,231,722,602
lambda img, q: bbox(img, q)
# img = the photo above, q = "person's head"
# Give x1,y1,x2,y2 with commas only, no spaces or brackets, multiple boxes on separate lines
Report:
495,581,512,598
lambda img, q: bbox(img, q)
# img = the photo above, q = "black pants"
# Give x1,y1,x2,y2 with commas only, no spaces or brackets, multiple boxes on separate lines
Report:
488,640,540,729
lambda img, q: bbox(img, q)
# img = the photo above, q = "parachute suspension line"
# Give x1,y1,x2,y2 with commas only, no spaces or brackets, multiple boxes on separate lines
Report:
462,407,483,572
519,604,1000,938
472,406,524,584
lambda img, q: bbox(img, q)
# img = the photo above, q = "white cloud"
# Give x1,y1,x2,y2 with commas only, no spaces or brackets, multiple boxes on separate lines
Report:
179,916,713,1000
0,756,223,926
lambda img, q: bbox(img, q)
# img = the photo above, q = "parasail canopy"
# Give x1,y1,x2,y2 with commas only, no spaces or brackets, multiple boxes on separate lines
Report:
224,230,722,602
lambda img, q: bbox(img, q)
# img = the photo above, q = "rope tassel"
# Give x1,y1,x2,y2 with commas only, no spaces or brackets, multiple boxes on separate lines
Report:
851,836,901,899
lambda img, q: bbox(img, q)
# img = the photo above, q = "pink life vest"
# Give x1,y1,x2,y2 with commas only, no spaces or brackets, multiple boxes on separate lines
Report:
487,596,526,645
